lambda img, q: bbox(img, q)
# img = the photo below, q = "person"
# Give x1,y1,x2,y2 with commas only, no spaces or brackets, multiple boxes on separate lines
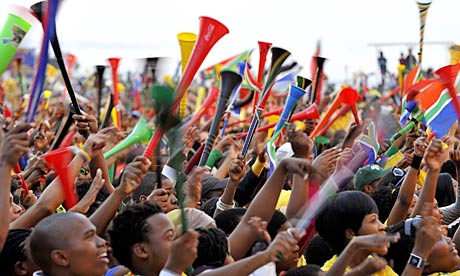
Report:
378,51,387,85
108,202,199,276
353,165,389,194
0,228,40,276
315,190,399,275
399,52,406,65
405,48,417,70
28,212,110,276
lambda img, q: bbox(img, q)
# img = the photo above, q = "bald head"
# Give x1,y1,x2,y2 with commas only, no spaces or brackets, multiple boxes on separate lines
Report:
29,213,89,270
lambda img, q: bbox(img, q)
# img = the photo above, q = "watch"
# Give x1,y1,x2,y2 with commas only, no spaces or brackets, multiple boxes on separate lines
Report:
408,253,426,269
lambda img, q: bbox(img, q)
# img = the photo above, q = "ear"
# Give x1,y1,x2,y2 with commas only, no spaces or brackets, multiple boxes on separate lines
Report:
364,184,372,194
13,261,28,276
133,243,149,259
139,195,148,203
50,249,69,267
345,228,355,240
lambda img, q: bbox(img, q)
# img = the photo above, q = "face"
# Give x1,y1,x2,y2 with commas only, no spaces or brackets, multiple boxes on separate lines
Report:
162,181,178,213
357,212,385,236
426,236,460,273
63,215,109,276
144,213,175,271
9,193,23,222
433,200,443,224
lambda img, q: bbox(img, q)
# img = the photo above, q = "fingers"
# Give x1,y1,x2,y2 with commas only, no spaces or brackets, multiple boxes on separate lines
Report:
9,123,33,134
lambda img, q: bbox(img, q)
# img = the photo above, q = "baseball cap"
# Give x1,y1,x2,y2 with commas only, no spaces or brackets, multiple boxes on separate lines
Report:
353,164,390,191
201,176,228,198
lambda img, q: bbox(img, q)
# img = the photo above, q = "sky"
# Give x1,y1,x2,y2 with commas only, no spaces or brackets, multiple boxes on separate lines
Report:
2,0,460,85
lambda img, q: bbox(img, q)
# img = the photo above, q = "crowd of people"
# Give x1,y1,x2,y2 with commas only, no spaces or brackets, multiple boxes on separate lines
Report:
1,17,460,276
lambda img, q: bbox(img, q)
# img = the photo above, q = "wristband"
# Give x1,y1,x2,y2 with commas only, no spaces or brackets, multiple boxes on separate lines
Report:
411,155,423,170
205,148,222,168
78,149,91,163
216,197,235,211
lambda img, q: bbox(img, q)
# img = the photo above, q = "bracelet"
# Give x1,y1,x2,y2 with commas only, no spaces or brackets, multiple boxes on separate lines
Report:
411,155,423,170
78,149,92,163
216,197,235,211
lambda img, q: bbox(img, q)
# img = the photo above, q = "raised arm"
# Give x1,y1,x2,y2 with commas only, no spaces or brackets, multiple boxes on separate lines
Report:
387,137,427,226
0,123,31,251
200,229,300,276
411,138,451,217
73,112,115,193
213,156,245,217
228,157,312,260
90,156,150,236
10,132,108,229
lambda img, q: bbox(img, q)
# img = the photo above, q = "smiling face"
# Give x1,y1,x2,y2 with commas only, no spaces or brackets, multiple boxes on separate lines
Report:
60,215,109,276
425,236,460,273
144,213,175,271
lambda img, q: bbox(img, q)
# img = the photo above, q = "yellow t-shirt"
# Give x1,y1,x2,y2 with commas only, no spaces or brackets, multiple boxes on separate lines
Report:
321,255,398,276
276,189,291,210
427,272,460,276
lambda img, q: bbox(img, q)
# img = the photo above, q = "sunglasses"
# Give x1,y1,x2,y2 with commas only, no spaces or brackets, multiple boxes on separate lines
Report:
80,168,89,176
392,167,406,188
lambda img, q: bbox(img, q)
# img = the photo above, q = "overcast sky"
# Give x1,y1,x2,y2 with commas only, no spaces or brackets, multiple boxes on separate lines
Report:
2,0,460,84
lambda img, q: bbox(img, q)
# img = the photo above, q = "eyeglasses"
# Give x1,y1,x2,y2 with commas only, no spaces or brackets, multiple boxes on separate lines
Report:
392,167,406,188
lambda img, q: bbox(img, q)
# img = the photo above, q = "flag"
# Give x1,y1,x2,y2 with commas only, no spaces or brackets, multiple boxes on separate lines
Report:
356,122,379,165
201,50,250,79
414,77,459,138
400,65,422,125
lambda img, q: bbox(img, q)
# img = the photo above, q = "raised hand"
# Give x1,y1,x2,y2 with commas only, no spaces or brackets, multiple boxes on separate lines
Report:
0,123,32,168
263,229,300,263
164,230,200,274
414,136,428,157
424,138,451,171
248,216,271,242
228,156,246,182
312,147,342,180
184,166,209,206
73,110,99,134
279,157,313,179
119,156,151,195
147,188,170,211
69,169,105,214
347,232,400,256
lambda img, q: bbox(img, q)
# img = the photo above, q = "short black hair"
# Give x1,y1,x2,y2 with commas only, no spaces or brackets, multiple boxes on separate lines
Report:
441,160,457,179
193,227,228,269
284,264,323,276
108,202,163,270
304,235,334,267
370,184,399,223
0,228,32,275
316,191,378,254
214,207,246,236
132,172,158,202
